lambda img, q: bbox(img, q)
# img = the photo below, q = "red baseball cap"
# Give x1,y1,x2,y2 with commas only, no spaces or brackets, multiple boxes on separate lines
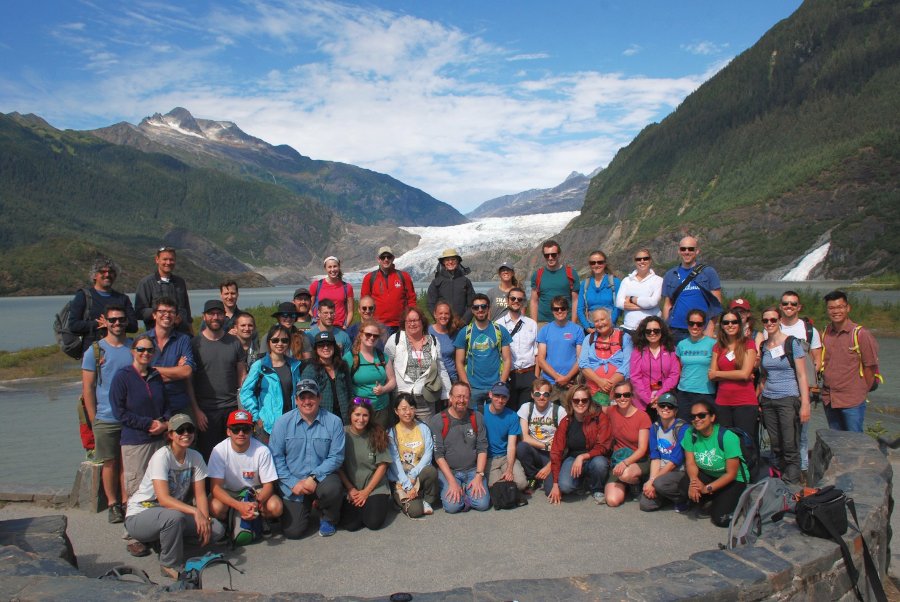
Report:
227,410,254,427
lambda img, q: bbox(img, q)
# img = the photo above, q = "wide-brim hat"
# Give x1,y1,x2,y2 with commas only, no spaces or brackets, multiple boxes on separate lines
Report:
439,248,461,261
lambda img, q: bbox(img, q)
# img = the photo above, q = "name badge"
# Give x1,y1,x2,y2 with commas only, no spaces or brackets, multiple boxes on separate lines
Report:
725,351,736,362
770,345,785,359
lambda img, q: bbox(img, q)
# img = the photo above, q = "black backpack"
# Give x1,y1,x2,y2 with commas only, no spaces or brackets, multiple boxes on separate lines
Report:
489,480,527,510
53,287,93,359
693,425,759,483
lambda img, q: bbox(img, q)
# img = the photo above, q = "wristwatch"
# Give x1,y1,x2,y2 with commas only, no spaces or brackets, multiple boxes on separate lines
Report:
543,442,550,451
308,474,319,483
705,484,713,494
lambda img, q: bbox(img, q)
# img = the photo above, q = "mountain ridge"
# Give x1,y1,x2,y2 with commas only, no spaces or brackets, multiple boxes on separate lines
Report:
467,168,601,219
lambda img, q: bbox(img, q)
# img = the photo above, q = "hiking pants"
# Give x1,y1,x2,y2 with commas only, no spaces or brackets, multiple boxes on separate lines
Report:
678,472,747,527
280,474,343,539
126,508,224,568
760,395,802,483
639,470,683,511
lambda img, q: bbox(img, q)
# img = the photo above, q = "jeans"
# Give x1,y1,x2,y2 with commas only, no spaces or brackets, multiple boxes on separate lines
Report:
438,469,491,513
760,395,801,484
516,442,551,480
824,402,866,433
470,389,490,411
543,455,609,496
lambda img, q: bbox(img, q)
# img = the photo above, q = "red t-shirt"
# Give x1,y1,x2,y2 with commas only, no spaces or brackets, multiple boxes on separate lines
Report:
607,407,651,454
713,339,758,406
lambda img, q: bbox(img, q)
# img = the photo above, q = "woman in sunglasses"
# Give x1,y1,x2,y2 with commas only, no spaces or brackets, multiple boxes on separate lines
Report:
709,311,759,443
757,306,810,484
577,250,621,332
679,401,748,526
604,380,651,507
615,248,662,337
239,324,303,444
111,334,172,514
349,320,396,428
546,385,612,505
338,398,392,531
674,309,717,423
124,414,224,579
630,317,680,414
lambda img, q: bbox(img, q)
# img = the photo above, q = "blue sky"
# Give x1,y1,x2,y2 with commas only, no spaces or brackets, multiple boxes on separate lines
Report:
1,1,802,212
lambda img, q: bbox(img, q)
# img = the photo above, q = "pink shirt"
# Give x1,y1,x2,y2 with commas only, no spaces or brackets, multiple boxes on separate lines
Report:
629,348,681,411
310,279,354,327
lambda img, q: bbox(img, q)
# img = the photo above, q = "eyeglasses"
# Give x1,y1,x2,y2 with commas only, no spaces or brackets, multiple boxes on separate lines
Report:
134,347,154,354
613,392,633,399
781,301,799,307
687,320,705,327
589,260,606,266
691,412,710,421
360,306,375,312
645,328,661,335
572,397,590,404
508,296,525,303
679,246,696,252
532,391,551,398
229,425,252,434
761,318,779,324
720,319,740,326
106,316,127,324
154,309,175,316
405,318,421,323
472,304,489,310
551,306,567,312
174,425,196,435
658,404,676,411
362,332,380,339
634,256,651,262
543,252,558,259
270,337,290,344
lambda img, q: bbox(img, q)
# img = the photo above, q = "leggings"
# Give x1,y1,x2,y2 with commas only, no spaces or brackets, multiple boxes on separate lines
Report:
678,471,746,527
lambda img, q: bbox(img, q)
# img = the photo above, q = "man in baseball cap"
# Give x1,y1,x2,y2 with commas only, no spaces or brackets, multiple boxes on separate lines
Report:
483,381,527,492
208,409,283,529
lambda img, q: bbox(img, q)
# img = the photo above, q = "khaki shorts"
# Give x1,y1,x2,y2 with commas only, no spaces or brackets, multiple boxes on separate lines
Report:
607,459,650,484
122,440,165,498
92,420,121,462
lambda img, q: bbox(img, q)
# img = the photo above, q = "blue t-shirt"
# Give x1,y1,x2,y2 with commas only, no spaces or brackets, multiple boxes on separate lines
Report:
676,336,716,394
428,325,458,382
530,265,580,322
454,323,512,390
82,339,134,423
482,405,522,457
536,320,583,384
761,338,805,399
662,265,722,329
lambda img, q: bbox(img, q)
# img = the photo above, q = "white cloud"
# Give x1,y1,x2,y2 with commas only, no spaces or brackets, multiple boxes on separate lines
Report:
681,40,729,56
622,44,642,57
507,53,550,61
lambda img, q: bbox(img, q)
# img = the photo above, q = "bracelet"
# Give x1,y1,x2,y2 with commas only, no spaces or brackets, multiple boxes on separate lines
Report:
623,461,629,468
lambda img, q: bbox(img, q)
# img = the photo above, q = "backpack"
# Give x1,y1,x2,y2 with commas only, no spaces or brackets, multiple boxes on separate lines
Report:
758,335,799,381
534,265,576,297
166,551,244,591
588,327,624,349
228,488,263,547
440,409,478,439
489,480,528,510
53,287,93,359
723,477,797,549
310,278,351,318
462,322,505,377
351,348,386,376
77,341,104,452
692,425,759,483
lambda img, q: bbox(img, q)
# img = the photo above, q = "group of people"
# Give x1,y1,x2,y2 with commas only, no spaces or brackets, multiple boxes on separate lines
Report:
71,238,881,579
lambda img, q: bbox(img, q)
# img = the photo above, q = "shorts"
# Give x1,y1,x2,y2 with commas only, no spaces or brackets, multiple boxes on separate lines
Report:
607,459,650,484
122,440,165,498
92,420,122,462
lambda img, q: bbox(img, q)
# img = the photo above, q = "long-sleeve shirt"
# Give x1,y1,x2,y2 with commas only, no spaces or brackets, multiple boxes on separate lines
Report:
269,407,345,501
549,413,612,483
615,270,663,331
134,271,192,333
629,348,682,411
109,366,171,445
68,287,138,351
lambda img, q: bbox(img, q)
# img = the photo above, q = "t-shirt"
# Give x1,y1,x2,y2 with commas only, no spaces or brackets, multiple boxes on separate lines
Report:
482,406,522,458
351,351,390,411
428,410,488,471
676,336,716,394
82,339,133,423
760,338,805,399
454,323,512,390
207,437,278,491
343,428,391,495
486,285,510,321
681,424,748,483
517,401,567,443
126,446,208,517
393,422,427,471
310,280,354,327
607,408,651,455
192,333,246,410
713,339,758,406
428,325,458,382
662,265,721,329
536,320,583,384
530,265,580,323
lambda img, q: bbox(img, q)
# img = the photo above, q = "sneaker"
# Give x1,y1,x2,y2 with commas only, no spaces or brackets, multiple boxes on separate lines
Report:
526,478,538,491
127,541,151,557
160,565,180,580
107,503,124,524
674,502,690,514
592,492,606,505
422,501,434,516
318,519,336,537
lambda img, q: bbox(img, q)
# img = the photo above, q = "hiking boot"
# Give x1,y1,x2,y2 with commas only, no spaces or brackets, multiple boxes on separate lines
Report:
674,502,690,514
160,565,180,580
127,541,151,557
107,503,124,524
422,501,434,516
318,519,336,537
592,492,606,505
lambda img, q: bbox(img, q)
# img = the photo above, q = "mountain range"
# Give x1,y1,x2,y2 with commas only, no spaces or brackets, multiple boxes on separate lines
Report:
554,0,899,281
466,168,600,219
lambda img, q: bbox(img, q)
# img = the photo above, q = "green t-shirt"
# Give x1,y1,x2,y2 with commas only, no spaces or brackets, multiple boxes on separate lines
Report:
350,352,390,411
343,428,391,495
681,424,747,483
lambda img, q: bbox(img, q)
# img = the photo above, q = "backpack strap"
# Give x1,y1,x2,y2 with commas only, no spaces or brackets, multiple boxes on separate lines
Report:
565,265,576,293
669,263,707,308
534,267,545,295
717,426,749,483
527,401,535,424
92,341,104,386
441,410,450,439
802,317,815,344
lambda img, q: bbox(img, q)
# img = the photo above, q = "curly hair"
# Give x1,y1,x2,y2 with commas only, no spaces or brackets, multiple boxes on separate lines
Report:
633,316,675,352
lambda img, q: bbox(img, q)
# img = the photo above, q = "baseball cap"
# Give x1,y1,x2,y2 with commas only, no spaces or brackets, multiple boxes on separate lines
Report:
497,261,515,272
168,413,195,432
313,330,336,346
227,409,254,427
490,381,510,397
293,287,311,299
203,299,225,313
656,393,678,408
729,298,752,311
295,379,320,397
377,246,394,257
272,301,298,317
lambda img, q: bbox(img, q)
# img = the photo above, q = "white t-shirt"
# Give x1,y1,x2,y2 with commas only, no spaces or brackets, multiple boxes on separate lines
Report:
207,437,278,491
126,446,208,517
517,401,567,443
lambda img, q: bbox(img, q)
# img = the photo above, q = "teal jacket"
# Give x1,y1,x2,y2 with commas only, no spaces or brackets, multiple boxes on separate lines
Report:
239,355,302,434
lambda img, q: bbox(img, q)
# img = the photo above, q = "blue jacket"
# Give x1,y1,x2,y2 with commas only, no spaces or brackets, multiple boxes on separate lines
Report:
109,366,171,445
239,354,302,434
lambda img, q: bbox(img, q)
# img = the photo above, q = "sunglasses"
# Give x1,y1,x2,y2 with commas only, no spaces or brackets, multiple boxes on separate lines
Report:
134,347,154,354
634,256,651,262
270,337,290,344
106,316,127,324
720,319,740,326
174,425,196,435
379,255,393,260
679,246,696,252
589,260,606,266
360,306,375,312
352,396,373,408
780,301,799,307
229,425,252,434
645,328,661,335
543,252,558,259
508,296,525,303
691,412,710,421
472,304,489,310
761,318,779,324
551,306,568,312
532,391,551,398
362,332,380,339
276,313,297,319
572,397,591,404
658,404,677,410
157,246,176,253
613,392,633,399
687,320,705,327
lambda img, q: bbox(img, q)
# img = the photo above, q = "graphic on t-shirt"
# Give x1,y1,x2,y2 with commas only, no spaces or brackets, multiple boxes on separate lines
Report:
168,466,195,501
470,334,493,352
693,448,722,470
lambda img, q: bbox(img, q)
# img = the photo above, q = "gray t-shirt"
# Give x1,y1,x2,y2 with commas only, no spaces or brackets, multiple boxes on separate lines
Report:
343,428,391,495
192,333,246,410
428,410,488,472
